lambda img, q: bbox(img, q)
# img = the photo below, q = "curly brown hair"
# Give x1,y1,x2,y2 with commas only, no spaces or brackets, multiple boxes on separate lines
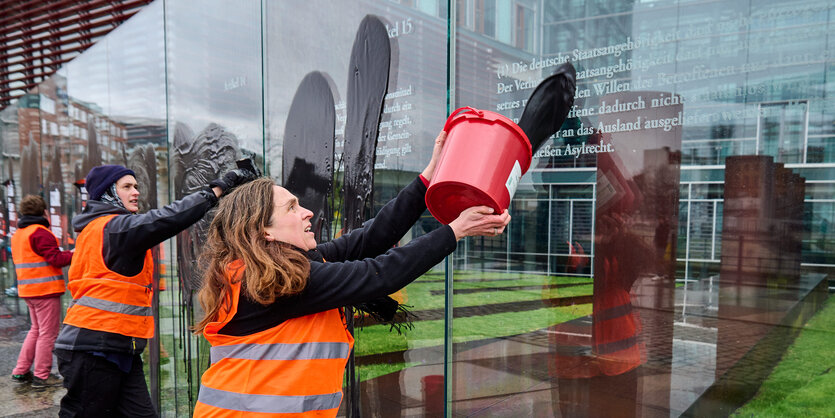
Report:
193,178,310,334
19,195,46,217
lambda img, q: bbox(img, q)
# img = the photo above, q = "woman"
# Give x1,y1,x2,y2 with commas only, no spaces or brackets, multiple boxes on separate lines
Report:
193,132,510,417
10,195,73,388
56,163,257,417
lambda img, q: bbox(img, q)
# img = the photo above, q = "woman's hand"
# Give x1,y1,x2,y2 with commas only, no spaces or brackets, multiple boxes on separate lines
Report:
420,131,447,182
448,206,511,241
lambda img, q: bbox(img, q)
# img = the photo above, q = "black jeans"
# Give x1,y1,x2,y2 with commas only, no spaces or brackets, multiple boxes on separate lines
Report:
55,349,157,418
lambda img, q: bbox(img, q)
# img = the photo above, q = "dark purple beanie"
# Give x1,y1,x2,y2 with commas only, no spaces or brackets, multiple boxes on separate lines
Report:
85,165,136,201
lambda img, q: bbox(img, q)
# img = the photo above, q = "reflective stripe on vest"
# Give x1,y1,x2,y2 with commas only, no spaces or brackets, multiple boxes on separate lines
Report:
70,295,154,317
591,258,645,376
210,341,350,364
11,224,65,297
18,275,64,285
197,386,342,414
63,215,155,339
195,260,354,417
15,261,49,268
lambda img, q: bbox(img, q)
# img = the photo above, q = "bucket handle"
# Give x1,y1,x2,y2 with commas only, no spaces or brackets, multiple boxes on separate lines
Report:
443,106,483,133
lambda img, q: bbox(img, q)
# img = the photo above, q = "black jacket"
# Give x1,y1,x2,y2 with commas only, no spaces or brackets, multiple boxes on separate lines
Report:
55,188,219,354
219,176,457,336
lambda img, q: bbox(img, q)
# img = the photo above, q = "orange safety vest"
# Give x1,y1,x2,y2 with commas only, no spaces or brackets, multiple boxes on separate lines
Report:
194,260,354,417
63,215,155,339
11,224,66,297
591,257,644,376
548,257,645,379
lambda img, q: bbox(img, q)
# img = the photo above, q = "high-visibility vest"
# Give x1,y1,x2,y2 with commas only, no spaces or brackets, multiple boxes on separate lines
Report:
63,215,155,339
591,257,644,376
194,260,354,417
11,224,66,297
548,257,645,379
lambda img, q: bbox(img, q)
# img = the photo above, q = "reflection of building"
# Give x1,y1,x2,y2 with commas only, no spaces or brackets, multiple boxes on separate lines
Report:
0,0,152,110
6,73,132,247
720,156,805,290
465,1,835,283
0,0,833,416
14,76,130,183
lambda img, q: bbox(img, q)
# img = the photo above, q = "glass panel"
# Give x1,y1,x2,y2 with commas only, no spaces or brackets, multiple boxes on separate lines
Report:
806,136,835,163
758,101,808,163
264,1,449,415
803,201,835,265
0,86,35,316
1,0,834,416
687,202,716,260
60,1,171,411
164,1,263,415
452,0,834,416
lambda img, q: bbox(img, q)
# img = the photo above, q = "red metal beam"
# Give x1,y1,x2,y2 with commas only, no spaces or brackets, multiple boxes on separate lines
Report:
0,80,40,95
0,56,74,76
0,0,152,111
0,0,38,21
1,11,133,50
0,0,149,36
0,28,113,62
1,0,109,27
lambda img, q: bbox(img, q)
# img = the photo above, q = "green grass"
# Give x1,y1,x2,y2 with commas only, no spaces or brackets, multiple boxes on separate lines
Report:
732,296,835,417
354,272,594,383
153,271,595,391
355,304,592,357
141,270,595,385
359,362,419,381
402,272,592,310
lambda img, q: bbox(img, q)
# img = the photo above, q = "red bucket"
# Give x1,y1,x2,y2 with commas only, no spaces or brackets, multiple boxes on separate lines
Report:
426,107,532,224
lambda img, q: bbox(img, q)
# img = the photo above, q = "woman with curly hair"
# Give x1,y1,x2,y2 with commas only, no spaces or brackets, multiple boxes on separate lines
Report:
193,131,510,417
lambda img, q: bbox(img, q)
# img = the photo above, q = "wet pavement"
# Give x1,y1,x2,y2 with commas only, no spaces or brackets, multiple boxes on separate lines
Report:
0,273,826,417
0,303,63,417
355,274,829,417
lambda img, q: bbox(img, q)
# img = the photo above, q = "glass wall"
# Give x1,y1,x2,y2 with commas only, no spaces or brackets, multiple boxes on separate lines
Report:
450,0,833,416
0,0,832,416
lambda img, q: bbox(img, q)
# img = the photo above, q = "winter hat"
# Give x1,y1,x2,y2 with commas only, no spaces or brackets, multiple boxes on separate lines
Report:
85,165,135,201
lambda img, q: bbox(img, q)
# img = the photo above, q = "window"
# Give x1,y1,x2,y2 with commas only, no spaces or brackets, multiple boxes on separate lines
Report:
758,100,808,163
514,3,535,52
458,0,496,38
474,0,496,38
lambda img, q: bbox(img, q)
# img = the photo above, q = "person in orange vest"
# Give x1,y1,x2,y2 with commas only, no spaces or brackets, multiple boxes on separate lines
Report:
54,163,258,418
9,195,73,388
192,132,511,417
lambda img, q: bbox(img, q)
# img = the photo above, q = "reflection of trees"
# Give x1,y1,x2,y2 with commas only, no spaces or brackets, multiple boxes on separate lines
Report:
47,146,63,188
21,142,40,197
632,147,682,262
83,119,102,176
635,150,681,219
46,146,65,243
173,122,240,304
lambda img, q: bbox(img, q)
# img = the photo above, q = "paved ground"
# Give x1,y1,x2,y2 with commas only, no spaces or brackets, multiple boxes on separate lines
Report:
0,303,62,417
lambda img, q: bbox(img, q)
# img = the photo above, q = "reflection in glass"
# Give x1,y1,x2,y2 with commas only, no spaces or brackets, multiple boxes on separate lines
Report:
758,101,808,164
1,0,834,415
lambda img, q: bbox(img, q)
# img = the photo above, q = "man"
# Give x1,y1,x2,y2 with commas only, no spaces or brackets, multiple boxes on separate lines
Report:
54,163,257,417
9,195,73,388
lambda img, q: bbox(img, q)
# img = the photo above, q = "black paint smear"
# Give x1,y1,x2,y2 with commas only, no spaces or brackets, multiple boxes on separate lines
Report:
172,121,242,412
517,62,577,153
340,14,391,417
342,15,391,232
127,143,158,213
126,142,162,406
282,71,336,244
174,122,240,300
